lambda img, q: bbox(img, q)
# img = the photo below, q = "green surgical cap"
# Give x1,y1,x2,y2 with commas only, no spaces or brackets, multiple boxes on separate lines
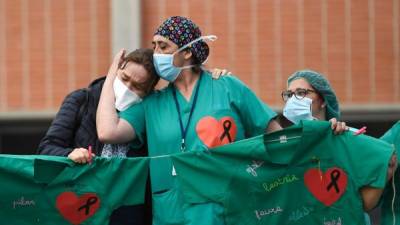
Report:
287,70,340,120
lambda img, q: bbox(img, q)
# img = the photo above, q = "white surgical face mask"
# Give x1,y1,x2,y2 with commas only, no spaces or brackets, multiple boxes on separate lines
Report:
153,35,217,82
113,77,142,111
283,96,314,124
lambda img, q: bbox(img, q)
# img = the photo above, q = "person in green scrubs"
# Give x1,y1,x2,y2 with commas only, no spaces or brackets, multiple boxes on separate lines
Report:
280,70,397,224
96,16,282,225
380,121,400,225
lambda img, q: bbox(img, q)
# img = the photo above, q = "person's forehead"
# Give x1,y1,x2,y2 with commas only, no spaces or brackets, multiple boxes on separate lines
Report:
288,78,314,90
152,35,178,47
123,62,148,82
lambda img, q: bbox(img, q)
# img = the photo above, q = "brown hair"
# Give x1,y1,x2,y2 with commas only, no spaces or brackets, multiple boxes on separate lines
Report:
119,48,160,95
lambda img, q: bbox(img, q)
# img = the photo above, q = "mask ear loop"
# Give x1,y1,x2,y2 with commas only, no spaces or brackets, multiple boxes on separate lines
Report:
173,35,218,70
197,35,217,67
175,35,218,53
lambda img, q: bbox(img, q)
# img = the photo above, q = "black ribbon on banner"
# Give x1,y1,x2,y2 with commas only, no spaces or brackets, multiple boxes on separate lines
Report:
326,169,341,193
78,197,98,215
220,120,233,143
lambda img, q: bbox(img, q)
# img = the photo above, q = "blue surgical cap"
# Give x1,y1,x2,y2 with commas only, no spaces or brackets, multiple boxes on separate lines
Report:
287,70,340,120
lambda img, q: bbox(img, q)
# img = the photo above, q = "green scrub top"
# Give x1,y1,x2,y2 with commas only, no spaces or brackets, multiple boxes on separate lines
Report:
380,121,400,225
0,155,149,225
171,120,394,225
120,72,276,192
120,72,276,225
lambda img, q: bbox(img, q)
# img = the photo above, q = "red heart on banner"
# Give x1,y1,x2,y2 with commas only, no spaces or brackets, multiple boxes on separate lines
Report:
304,167,347,206
56,192,100,225
196,116,237,148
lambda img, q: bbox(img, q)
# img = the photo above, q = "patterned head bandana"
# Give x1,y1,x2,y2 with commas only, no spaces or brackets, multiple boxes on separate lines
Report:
154,16,210,64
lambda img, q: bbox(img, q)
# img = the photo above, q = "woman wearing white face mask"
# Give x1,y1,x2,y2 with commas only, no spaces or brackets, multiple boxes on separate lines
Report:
100,50,160,159
97,16,282,225
280,70,397,223
281,69,345,134
38,48,159,225
38,48,159,162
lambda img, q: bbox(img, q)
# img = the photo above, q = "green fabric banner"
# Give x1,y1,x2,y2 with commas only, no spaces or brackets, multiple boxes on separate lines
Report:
0,155,149,225
171,120,394,225
0,120,395,225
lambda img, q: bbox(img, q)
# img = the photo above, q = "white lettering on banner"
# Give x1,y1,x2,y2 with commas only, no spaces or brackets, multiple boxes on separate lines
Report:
254,206,283,220
323,217,342,225
246,160,264,177
12,196,36,209
288,206,314,222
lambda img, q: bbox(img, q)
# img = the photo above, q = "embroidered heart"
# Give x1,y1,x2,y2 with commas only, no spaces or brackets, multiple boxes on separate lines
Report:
56,192,100,225
304,167,347,206
196,116,237,148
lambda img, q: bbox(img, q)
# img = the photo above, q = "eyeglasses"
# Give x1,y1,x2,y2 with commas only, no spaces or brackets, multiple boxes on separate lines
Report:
281,88,316,101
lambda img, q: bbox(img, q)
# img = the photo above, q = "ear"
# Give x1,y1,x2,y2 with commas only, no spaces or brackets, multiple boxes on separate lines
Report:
321,102,326,108
182,49,193,60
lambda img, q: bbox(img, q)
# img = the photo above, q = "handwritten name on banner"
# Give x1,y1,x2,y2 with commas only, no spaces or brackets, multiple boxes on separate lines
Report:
262,174,299,192
254,206,283,220
246,160,264,177
13,196,36,209
288,206,314,222
324,217,342,225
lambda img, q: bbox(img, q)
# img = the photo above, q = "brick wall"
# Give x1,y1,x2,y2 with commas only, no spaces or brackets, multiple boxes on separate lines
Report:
142,0,400,108
0,0,110,112
0,0,398,113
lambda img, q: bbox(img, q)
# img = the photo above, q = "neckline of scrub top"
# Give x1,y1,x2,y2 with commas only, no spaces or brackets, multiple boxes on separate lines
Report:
261,120,325,165
170,71,205,105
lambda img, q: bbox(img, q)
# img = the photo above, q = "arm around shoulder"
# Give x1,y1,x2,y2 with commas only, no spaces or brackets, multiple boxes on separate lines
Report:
96,75,137,144
97,117,137,144
96,49,138,144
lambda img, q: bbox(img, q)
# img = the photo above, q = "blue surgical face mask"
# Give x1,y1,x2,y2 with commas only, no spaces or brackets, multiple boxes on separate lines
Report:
152,53,188,82
153,35,217,82
283,96,314,124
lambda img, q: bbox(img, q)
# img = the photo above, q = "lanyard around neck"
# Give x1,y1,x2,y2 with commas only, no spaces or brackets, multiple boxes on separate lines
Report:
172,75,202,152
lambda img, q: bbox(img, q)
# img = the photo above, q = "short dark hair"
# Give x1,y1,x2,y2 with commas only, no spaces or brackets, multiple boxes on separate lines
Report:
120,48,160,95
